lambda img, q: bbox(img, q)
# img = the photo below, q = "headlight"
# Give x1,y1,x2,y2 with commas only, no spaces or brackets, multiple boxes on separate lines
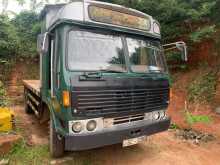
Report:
86,120,97,131
72,122,83,133
153,22,160,34
69,118,103,134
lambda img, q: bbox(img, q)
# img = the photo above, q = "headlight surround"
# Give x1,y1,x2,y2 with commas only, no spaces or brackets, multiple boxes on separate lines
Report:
69,118,103,134
153,22,160,34
145,110,167,121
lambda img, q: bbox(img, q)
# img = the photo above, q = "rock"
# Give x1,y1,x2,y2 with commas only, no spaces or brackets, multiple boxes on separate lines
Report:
50,157,74,165
0,134,21,155
0,159,9,165
175,129,215,144
215,107,220,115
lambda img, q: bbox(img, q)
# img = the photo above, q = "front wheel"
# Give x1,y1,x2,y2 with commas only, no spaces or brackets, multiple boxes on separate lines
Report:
49,118,64,158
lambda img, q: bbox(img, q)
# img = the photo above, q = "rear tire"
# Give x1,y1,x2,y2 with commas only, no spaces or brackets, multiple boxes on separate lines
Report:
25,103,33,114
50,118,65,158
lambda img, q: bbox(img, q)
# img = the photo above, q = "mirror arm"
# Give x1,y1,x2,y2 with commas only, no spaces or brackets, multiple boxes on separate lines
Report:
163,41,188,62
163,46,178,51
184,45,188,61
163,41,186,48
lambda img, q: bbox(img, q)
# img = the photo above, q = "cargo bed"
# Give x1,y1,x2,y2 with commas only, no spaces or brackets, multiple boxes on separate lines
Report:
23,80,41,97
23,80,41,116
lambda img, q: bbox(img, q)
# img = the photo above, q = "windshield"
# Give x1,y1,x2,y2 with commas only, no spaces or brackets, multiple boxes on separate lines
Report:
67,30,167,73
127,37,167,73
67,31,127,72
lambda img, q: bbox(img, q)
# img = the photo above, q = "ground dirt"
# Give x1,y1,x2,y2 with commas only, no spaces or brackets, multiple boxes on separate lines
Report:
2,59,220,165
0,134,21,155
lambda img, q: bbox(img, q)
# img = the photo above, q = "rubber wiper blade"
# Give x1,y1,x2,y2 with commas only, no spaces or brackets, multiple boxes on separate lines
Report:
99,69,126,73
82,71,102,78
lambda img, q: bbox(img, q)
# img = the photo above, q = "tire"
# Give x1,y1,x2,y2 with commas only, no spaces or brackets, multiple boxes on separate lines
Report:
25,103,33,114
50,117,65,158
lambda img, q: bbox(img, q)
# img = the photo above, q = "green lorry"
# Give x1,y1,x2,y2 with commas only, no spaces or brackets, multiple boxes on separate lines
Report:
23,0,187,157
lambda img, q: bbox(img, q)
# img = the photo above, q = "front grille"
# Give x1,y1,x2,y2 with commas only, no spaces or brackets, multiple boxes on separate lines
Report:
103,114,145,128
72,87,169,117
113,114,145,125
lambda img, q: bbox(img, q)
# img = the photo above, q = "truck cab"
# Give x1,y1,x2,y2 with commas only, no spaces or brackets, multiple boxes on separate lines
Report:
23,0,187,157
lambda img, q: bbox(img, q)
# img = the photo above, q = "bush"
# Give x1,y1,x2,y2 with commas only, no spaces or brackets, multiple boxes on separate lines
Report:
12,11,41,57
0,80,8,107
188,71,218,103
0,12,40,58
190,25,216,43
0,15,19,58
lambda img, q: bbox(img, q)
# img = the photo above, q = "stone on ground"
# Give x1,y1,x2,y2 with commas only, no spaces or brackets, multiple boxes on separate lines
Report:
215,107,220,115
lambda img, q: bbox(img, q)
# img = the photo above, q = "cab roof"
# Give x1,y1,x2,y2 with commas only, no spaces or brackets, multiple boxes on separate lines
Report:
40,0,161,39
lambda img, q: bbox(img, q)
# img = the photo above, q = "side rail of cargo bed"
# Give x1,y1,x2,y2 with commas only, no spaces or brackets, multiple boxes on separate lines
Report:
23,80,41,117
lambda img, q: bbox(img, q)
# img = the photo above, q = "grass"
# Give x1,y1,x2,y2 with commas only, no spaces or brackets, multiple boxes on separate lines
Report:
1,139,50,165
1,138,102,165
169,123,180,130
14,117,25,135
185,111,212,125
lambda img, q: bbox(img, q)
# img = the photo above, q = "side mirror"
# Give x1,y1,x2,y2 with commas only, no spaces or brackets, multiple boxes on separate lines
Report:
163,41,188,61
37,32,49,54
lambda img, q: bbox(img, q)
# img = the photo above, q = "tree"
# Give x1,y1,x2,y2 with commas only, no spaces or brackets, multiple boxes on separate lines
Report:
98,0,217,41
12,11,41,57
0,15,19,57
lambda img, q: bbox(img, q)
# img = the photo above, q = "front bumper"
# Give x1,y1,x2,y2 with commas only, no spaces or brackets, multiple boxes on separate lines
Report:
65,118,171,151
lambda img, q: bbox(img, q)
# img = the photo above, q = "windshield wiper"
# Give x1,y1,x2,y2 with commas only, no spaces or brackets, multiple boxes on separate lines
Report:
78,71,103,81
149,70,161,73
79,69,125,80
99,69,126,73
82,71,102,78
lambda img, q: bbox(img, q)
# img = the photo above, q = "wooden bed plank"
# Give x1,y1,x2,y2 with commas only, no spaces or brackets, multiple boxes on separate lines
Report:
23,80,41,96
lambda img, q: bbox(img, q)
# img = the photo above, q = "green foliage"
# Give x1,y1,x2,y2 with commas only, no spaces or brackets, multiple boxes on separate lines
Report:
99,0,218,41
0,80,8,107
169,123,180,130
210,0,220,23
0,15,19,58
4,139,49,164
185,111,212,125
0,0,219,59
12,11,41,57
166,51,183,62
186,1,216,21
0,11,40,58
188,71,218,103
190,25,216,43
